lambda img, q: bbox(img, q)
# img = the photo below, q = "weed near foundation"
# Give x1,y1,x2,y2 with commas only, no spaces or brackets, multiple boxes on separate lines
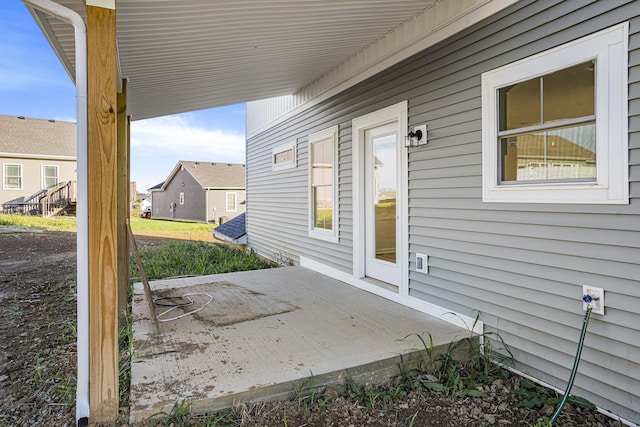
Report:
514,377,596,411
292,372,324,410
148,399,192,426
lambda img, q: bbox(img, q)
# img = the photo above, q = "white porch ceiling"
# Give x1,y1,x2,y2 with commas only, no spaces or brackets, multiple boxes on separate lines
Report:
118,0,437,120
27,0,513,121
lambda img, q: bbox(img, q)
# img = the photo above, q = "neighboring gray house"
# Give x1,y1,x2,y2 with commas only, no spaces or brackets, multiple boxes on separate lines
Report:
0,115,76,206
245,1,640,423
150,161,245,223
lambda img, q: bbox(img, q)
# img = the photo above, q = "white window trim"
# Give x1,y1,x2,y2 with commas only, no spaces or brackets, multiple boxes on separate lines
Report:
179,191,184,205
272,140,297,171
3,163,23,190
41,165,59,189
308,125,339,243
481,22,629,204
226,191,238,212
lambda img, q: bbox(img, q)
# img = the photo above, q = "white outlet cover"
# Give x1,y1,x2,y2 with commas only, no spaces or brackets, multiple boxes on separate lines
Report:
416,253,428,273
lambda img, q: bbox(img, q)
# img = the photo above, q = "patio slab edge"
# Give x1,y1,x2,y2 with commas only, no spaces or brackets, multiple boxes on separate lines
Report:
135,338,477,423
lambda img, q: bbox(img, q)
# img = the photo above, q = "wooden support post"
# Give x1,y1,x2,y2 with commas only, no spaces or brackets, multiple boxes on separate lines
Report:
87,4,119,423
117,79,129,321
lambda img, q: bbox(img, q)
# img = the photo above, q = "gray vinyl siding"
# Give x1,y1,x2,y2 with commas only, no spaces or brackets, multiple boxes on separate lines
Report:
247,133,348,269
246,0,640,421
152,168,205,222
0,157,76,205
206,189,246,223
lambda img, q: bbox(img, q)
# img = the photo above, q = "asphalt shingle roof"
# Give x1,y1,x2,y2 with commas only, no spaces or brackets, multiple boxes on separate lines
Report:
0,115,76,158
148,182,165,191
214,212,246,240
176,161,245,188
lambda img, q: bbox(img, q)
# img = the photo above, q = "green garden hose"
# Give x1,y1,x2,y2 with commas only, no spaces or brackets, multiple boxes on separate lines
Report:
550,298,594,424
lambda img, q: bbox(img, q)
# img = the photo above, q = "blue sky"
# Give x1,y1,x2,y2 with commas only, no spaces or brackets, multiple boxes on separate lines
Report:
0,0,246,192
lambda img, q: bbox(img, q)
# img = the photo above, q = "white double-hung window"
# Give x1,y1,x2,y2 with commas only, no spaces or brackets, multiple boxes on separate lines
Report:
308,126,338,242
226,192,237,212
3,164,22,189
42,165,59,189
481,23,628,204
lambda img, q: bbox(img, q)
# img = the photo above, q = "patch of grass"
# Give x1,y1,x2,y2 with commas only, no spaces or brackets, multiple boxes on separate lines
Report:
50,374,76,407
400,313,513,399
57,318,77,344
406,412,419,427
292,372,326,410
129,217,214,241
0,213,215,238
130,240,276,281
148,399,192,427
119,307,135,401
0,213,76,231
346,378,394,410
7,308,24,318
33,358,44,384
195,411,241,427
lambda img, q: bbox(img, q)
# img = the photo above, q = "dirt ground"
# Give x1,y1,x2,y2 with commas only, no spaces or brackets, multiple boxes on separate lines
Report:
0,229,169,427
0,229,631,426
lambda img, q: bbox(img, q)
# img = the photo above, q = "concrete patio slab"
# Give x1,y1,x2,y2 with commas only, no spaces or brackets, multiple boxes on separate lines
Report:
129,266,471,423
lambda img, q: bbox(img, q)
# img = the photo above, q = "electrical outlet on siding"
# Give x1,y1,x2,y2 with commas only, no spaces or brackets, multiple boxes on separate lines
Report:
416,253,428,273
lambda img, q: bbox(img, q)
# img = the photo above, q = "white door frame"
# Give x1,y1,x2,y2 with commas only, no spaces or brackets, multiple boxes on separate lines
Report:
352,101,408,296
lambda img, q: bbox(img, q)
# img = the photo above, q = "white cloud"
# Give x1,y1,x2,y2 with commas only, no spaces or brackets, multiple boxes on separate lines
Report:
130,115,245,163
129,115,246,192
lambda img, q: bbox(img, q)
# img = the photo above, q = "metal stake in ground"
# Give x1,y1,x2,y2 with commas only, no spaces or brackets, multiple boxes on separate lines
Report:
126,219,160,334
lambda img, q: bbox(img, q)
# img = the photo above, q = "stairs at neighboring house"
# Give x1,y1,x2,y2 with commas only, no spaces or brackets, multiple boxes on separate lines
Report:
1,181,77,218
1,189,48,215
41,181,77,218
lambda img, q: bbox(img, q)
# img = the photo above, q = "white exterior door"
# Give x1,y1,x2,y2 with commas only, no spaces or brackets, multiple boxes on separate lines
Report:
352,101,408,294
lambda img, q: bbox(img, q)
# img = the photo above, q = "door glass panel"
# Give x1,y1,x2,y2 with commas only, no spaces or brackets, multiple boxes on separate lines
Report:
372,133,396,263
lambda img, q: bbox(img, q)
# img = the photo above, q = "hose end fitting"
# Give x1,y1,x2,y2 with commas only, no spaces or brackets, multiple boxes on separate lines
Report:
583,294,600,309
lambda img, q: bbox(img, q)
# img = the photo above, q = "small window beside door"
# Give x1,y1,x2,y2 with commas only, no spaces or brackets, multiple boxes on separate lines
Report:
308,126,338,242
